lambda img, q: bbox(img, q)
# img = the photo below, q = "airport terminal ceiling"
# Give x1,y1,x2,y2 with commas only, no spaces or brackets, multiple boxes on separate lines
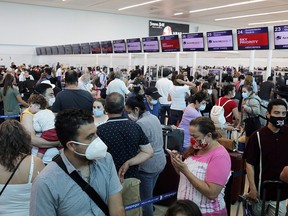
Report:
1,0,288,28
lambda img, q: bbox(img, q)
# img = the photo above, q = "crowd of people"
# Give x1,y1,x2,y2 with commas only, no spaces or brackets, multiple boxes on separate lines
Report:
0,62,288,216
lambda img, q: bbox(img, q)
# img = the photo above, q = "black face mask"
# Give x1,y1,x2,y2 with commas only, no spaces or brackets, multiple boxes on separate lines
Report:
269,116,286,128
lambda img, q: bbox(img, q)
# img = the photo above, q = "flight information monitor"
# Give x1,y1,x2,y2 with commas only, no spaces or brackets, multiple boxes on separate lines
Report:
142,37,159,52
274,25,288,49
207,30,233,51
237,27,269,50
127,38,142,53
160,35,180,52
182,33,204,51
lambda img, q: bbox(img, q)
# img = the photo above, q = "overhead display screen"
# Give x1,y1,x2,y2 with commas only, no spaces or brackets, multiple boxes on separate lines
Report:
142,37,159,52
36,48,41,56
81,43,90,54
64,45,73,55
72,44,81,54
182,33,204,51
90,42,101,54
101,41,113,54
274,25,288,49
57,45,65,55
51,46,58,55
160,35,180,52
207,30,233,51
127,38,142,53
45,47,52,55
113,39,126,53
237,27,269,50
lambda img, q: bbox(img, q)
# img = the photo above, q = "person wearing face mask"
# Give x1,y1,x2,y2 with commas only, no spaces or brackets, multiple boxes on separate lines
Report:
169,117,231,216
178,92,207,152
200,82,214,117
241,85,262,138
244,99,288,216
30,109,125,216
215,84,241,128
143,86,162,118
93,98,108,126
125,95,166,216
21,83,60,159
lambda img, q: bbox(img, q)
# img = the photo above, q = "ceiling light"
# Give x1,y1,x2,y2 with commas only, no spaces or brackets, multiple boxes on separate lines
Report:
174,12,183,16
215,10,288,21
249,20,288,25
189,0,265,14
118,0,161,11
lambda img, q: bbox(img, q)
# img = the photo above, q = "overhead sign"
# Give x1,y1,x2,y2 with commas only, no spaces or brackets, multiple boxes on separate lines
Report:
207,30,233,51
237,27,269,50
274,25,288,49
149,20,189,36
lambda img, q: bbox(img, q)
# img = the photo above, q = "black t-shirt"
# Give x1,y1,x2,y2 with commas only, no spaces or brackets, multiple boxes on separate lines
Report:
97,117,149,179
51,89,93,113
243,126,288,201
258,81,274,101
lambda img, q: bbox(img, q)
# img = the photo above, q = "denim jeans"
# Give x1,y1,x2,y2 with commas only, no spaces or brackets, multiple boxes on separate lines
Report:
159,104,170,125
138,170,162,216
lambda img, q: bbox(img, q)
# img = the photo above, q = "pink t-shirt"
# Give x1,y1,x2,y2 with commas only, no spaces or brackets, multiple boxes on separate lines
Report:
177,145,231,216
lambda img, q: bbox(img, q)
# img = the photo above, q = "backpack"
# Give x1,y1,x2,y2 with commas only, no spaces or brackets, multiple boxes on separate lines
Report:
210,97,232,128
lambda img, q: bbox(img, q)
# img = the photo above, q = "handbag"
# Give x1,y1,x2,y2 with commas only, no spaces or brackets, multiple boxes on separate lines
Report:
53,155,109,216
0,155,28,196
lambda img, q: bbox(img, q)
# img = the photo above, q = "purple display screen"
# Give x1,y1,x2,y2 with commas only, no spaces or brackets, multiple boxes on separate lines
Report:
182,33,204,51
127,38,142,53
142,37,159,52
101,41,113,54
274,25,288,49
207,30,233,51
113,39,126,53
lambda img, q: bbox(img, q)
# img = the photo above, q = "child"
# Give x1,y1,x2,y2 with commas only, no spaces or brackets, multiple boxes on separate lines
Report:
28,94,61,162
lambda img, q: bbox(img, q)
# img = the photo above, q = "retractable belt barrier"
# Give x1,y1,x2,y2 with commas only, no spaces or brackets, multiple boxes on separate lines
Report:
124,191,177,211
0,114,20,119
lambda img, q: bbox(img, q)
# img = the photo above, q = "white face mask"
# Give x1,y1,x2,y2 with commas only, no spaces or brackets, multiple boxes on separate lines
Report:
128,113,138,121
72,137,107,160
207,89,212,95
199,104,206,111
48,97,55,107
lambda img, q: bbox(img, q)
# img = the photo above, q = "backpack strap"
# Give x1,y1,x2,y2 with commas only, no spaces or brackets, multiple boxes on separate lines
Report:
53,155,109,215
221,98,233,118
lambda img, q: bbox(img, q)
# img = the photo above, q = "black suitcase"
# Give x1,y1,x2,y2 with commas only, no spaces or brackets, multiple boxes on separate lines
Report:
162,125,184,153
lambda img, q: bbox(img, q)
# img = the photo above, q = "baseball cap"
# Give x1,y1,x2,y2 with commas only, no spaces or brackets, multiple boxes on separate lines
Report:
145,87,162,99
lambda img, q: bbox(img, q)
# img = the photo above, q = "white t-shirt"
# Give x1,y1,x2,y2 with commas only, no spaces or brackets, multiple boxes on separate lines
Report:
106,78,129,97
155,77,173,105
33,109,55,132
169,85,190,111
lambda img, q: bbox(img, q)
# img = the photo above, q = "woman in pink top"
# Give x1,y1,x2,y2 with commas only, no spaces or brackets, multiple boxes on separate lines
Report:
169,117,231,216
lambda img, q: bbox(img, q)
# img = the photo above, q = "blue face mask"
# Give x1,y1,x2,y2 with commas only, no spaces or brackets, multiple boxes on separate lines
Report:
93,109,104,117
242,92,249,99
150,99,158,105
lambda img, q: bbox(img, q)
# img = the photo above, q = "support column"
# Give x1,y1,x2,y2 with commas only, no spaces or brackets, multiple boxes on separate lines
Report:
176,52,180,72
144,53,148,75
193,52,197,77
128,53,132,71
265,50,273,81
249,50,255,72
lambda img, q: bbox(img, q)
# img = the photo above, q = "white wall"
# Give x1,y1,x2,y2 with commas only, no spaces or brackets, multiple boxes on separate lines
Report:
0,2,287,69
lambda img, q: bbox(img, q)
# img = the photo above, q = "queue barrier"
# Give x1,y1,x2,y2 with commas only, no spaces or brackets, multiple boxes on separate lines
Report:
124,191,176,211
0,114,20,119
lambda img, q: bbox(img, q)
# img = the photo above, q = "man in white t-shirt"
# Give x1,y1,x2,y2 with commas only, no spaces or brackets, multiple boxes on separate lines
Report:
106,71,130,98
155,68,173,124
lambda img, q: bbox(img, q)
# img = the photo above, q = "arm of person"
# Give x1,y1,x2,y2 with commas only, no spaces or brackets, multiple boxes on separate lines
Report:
269,88,274,100
167,94,171,102
246,162,259,200
31,156,45,182
21,113,59,148
243,99,261,115
16,95,29,107
118,144,153,181
108,192,126,216
280,166,288,183
170,155,225,200
176,79,196,89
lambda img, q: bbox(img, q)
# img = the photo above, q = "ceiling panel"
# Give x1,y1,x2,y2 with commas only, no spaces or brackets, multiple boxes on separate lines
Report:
1,0,288,28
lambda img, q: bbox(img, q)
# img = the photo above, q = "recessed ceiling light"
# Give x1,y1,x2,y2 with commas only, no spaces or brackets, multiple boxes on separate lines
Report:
215,10,288,21
249,20,288,25
118,0,161,11
174,12,183,16
189,0,265,14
